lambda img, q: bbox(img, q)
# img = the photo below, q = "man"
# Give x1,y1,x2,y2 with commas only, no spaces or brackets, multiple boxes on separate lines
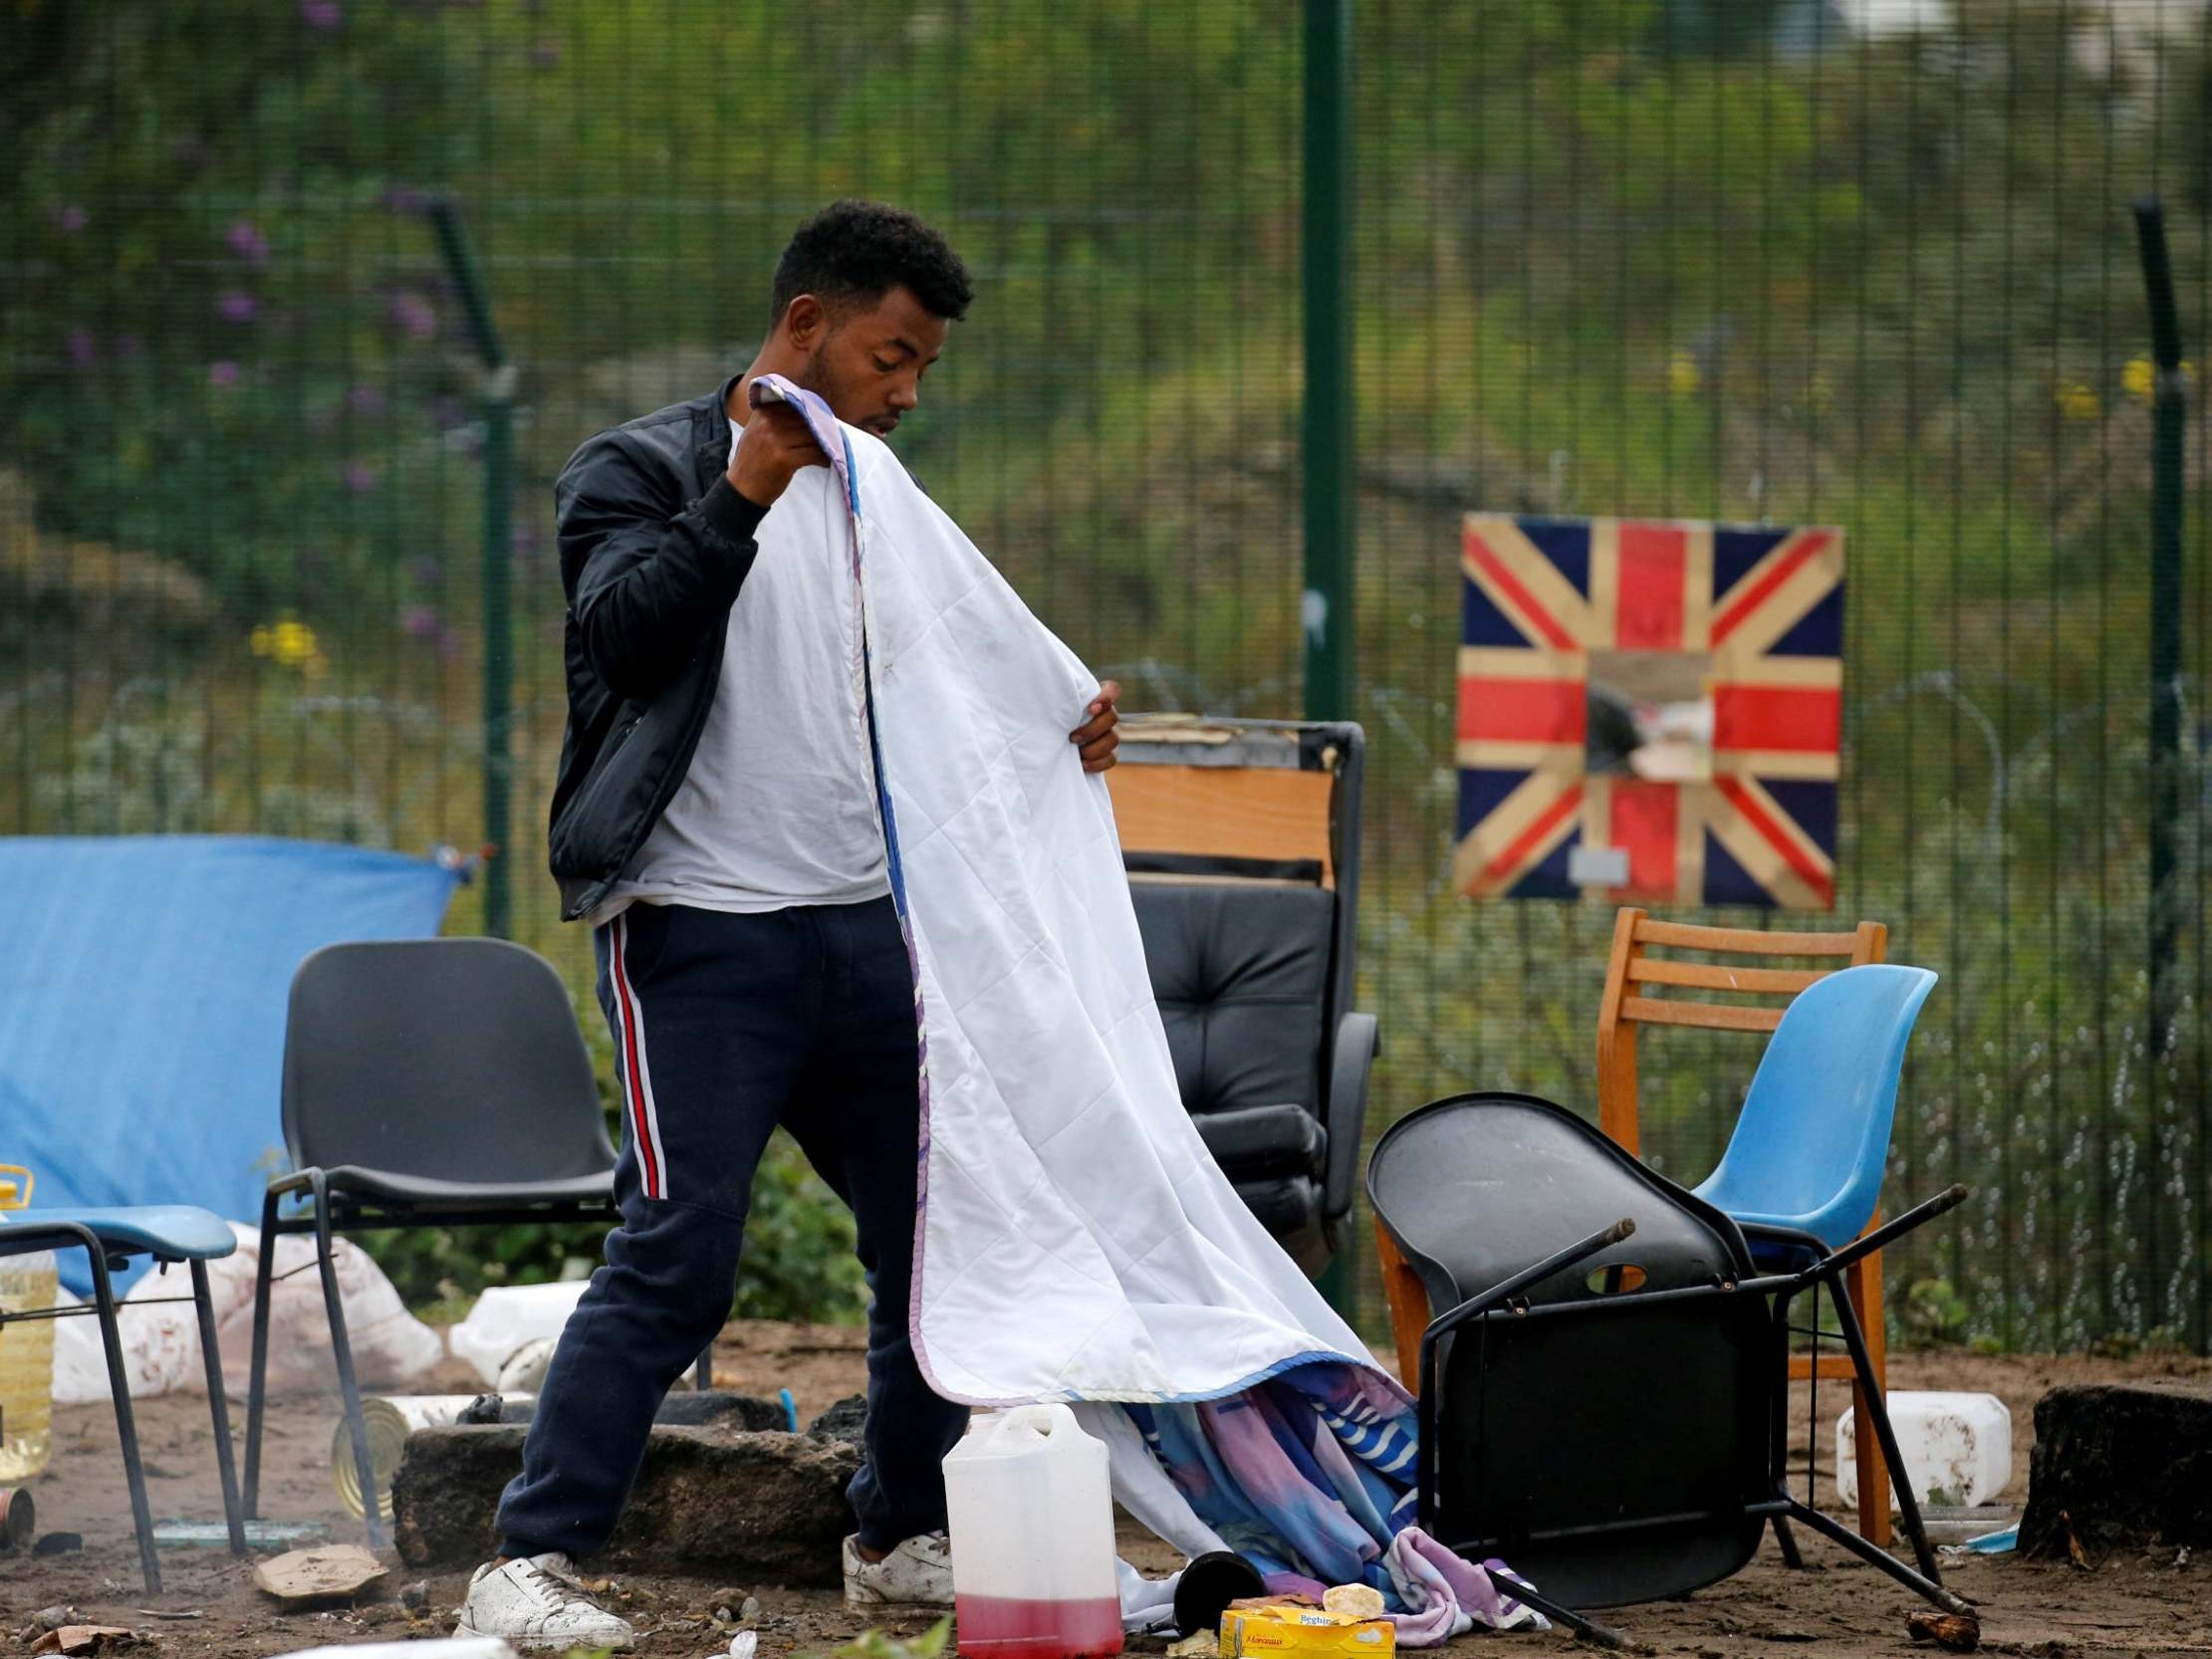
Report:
457,201,1123,1652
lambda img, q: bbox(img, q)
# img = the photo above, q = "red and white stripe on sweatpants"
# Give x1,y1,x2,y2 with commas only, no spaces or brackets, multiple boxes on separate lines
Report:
608,911,670,1200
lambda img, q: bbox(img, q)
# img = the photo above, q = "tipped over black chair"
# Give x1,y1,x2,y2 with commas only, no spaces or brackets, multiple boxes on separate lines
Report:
243,937,619,1546
1107,717,1375,1274
1367,1090,1971,1644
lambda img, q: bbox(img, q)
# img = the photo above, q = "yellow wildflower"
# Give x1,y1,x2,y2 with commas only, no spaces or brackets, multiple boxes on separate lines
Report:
1668,351,1700,395
2054,379,2099,421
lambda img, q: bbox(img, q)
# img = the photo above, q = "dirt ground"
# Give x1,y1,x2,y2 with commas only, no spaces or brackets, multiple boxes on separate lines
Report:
2,1326,2207,1659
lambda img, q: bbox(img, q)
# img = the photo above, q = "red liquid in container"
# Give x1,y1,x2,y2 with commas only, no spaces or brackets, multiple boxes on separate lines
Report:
955,1592,1124,1659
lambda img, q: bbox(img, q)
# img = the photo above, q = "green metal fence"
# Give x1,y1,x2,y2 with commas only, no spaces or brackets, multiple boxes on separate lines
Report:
4,0,2206,1350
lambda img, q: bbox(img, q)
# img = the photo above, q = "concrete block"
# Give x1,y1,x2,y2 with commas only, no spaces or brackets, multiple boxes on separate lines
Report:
391,1423,863,1584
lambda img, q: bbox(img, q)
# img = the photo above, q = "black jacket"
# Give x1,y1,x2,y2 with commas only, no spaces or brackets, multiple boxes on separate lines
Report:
547,376,768,921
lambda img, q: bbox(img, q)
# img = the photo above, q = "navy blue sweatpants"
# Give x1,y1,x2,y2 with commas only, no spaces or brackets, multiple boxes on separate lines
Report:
494,896,970,1560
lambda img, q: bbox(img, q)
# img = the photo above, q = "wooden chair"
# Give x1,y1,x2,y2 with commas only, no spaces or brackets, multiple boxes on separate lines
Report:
1373,905,1899,1546
1598,907,1894,1546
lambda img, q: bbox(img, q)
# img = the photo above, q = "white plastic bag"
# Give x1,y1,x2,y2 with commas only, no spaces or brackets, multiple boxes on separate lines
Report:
52,1222,442,1402
447,1280,590,1387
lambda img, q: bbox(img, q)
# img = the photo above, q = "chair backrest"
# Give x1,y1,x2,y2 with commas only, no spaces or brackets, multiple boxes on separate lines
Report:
282,938,616,1184
1109,718,1363,1119
1130,883,1334,1117
1696,964,1938,1247
1367,1091,1750,1318
1596,906,1887,1155
1367,1092,1766,1608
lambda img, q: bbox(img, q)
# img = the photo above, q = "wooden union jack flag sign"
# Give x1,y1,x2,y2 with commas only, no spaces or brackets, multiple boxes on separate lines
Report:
1454,513,1845,909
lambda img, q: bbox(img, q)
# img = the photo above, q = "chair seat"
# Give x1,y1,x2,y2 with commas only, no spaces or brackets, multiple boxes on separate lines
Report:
317,1166,615,1210
0,1204,238,1262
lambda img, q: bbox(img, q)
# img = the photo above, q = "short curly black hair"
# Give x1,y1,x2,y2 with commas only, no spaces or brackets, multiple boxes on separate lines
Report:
768,200,973,332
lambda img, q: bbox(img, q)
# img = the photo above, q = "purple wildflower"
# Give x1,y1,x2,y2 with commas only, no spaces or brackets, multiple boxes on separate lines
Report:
346,383,388,417
527,39,562,68
381,183,430,216
387,291,437,341
66,328,96,368
408,556,445,588
300,0,343,29
342,460,377,494
208,359,241,387
214,289,261,324
56,204,88,234
401,603,442,639
226,219,271,268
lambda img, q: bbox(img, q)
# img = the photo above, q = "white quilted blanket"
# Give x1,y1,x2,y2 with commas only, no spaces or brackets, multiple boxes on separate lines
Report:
750,375,1372,1407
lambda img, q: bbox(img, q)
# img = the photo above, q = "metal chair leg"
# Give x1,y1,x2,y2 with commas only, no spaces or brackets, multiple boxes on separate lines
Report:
1770,1514,1806,1569
693,1348,712,1390
1784,1498,1971,1616
83,1240,161,1595
1829,1273,1943,1582
190,1259,248,1556
243,1187,282,1518
1500,1580,1628,1649
311,1178,385,1548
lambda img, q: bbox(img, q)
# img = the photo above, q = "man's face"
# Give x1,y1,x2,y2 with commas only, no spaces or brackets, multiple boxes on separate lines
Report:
795,284,949,439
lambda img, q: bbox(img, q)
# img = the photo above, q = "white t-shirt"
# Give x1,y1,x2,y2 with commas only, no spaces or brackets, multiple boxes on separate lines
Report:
588,417,890,925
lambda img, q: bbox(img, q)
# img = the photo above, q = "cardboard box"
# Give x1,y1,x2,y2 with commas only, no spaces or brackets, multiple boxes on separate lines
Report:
1219,1602,1395,1659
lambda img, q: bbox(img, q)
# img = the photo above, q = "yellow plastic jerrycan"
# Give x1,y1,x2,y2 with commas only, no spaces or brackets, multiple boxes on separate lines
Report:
0,1165,57,1481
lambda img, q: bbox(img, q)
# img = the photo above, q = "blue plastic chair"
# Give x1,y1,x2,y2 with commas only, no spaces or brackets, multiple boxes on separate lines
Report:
1690,964,1939,1258
0,1192,248,1593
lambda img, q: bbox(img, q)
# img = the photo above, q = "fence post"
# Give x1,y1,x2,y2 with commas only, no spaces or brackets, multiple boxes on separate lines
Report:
429,197,515,941
1303,0,1354,727
1305,0,1356,1317
2132,196,2185,1338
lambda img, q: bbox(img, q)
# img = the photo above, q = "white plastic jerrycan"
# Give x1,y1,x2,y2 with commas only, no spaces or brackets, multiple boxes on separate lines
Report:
943,1404,1123,1659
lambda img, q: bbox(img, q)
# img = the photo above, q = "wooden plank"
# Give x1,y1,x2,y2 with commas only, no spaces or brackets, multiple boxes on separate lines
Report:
1619,996,1785,1033
1631,917,1867,956
1107,762,1335,886
1372,1219,1429,1386
1627,958,1828,995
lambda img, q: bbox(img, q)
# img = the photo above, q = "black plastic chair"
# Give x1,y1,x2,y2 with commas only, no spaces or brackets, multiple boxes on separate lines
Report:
242,937,619,1546
1110,717,1375,1272
1366,1091,1972,1645
0,1201,247,1593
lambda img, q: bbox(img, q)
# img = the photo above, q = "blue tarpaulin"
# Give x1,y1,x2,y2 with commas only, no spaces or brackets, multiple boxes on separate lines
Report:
0,835,460,1294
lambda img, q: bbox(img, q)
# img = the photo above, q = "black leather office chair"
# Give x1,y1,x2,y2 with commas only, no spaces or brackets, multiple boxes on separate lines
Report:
1108,717,1375,1273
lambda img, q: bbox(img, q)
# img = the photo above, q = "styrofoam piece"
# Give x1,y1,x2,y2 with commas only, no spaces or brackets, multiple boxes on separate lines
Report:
1837,1391,2012,1508
448,1280,590,1387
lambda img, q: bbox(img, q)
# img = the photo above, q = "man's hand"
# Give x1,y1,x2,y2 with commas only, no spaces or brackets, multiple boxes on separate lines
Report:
728,400,828,507
1071,680,1121,773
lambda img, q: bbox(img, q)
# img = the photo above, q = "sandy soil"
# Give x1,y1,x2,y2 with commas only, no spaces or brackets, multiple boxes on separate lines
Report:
1,1328,2206,1659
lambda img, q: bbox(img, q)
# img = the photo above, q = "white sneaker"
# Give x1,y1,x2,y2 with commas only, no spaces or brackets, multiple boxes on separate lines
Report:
844,1532,955,1609
454,1551,637,1652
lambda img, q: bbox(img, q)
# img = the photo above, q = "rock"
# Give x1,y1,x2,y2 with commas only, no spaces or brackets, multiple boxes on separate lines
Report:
393,1423,862,1585
807,1393,868,1443
1906,1609,1982,1652
400,1580,432,1612
253,1542,389,1606
2019,1381,2212,1555
33,1606,76,1632
739,1595,762,1622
